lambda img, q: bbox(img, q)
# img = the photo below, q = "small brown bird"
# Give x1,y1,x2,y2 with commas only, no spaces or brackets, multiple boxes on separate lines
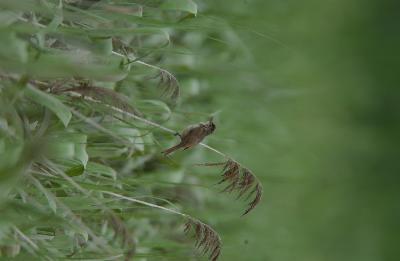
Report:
162,118,216,156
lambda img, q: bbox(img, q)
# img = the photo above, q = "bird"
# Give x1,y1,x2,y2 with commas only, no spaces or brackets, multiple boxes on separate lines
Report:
162,118,216,156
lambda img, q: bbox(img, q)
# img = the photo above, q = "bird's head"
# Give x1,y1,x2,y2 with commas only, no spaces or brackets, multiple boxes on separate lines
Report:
205,117,216,134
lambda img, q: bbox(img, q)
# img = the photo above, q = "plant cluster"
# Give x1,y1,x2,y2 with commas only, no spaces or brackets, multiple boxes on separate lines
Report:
0,0,261,259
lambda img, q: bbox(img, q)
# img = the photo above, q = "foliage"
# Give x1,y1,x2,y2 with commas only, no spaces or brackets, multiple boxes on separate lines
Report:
2,0,398,261
0,0,261,260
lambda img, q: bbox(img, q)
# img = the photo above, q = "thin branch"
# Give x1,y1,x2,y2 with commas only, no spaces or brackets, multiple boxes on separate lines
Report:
193,162,226,167
101,191,186,218
198,143,227,158
112,51,168,72
13,226,39,251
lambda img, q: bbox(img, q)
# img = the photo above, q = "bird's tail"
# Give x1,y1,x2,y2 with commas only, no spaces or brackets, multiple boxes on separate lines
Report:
162,144,182,156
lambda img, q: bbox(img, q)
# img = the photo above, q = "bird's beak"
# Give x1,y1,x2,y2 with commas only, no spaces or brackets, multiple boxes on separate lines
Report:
208,116,214,123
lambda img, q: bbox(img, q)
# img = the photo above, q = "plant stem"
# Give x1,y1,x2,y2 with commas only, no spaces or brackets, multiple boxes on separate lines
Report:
101,191,187,218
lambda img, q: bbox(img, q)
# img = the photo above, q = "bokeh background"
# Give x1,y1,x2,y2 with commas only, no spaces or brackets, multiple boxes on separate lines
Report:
0,0,399,260
197,0,400,260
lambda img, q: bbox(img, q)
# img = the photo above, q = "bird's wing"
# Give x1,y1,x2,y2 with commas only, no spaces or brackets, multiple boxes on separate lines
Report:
181,124,199,138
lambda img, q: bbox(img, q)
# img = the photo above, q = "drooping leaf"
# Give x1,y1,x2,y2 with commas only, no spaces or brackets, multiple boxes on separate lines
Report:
70,134,89,167
25,85,72,127
160,0,198,16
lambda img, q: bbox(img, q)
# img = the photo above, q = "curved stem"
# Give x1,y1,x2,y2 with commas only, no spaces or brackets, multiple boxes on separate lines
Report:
101,191,221,244
101,191,187,218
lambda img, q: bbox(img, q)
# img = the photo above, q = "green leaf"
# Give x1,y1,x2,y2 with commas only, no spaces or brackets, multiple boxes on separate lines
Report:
86,162,117,180
31,177,57,213
107,125,145,152
160,0,198,16
0,31,28,72
47,0,63,31
67,134,89,167
24,85,72,127
26,51,128,82
0,0,41,12
90,37,113,55
139,99,172,122
0,10,21,27
0,200,62,229
89,2,143,17
65,164,85,177
46,133,88,175
47,142,75,159
87,145,127,158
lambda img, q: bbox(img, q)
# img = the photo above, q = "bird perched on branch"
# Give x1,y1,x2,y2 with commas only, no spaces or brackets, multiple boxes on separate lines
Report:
162,118,216,156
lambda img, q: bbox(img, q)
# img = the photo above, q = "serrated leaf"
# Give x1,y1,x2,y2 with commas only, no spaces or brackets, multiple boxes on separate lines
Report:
25,85,72,127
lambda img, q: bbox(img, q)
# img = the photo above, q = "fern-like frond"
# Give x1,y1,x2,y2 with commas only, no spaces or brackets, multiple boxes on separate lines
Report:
197,159,263,215
219,160,263,215
184,218,222,261
157,69,180,102
143,68,180,103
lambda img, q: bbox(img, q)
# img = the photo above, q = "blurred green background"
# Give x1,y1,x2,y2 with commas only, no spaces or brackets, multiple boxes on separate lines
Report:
0,0,399,260
197,0,400,260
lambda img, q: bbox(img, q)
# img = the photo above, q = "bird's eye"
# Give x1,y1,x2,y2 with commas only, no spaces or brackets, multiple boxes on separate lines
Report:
211,123,216,131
